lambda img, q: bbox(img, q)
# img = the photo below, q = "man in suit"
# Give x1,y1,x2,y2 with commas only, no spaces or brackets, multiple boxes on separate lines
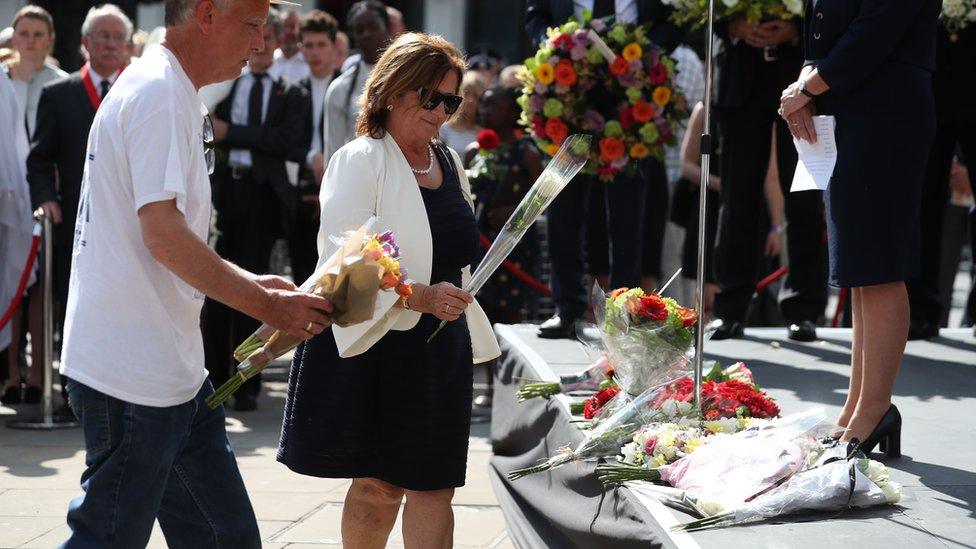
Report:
18,4,130,405
525,0,683,338
204,8,310,411
710,16,828,341
907,22,976,340
288,9,341,285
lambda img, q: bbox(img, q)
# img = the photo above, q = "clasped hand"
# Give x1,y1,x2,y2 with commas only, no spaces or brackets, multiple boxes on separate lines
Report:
779,82,817,144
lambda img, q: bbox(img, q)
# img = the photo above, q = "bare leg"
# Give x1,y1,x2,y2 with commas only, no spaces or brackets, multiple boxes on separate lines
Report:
341,478,404,549
836,287,863,432
26,287,43,388
402,488,454,549
842,282,909,442
4,309,23,390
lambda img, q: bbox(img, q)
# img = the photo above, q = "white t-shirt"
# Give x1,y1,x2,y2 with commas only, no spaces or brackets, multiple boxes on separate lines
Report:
60,45,212,407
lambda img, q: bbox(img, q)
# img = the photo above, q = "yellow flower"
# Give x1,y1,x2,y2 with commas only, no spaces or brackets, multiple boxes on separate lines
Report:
652,86,672,107
685,438,703,454
535,63,555,86
629,142,650,159
545,142,560,156
622,42,643,62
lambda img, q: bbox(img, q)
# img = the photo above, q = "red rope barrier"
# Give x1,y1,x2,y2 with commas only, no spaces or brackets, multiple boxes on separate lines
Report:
478,233,552,297
756,266,788,292
0,223,42,332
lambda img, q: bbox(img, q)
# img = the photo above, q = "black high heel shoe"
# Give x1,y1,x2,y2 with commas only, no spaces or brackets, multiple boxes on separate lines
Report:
856,405,902,458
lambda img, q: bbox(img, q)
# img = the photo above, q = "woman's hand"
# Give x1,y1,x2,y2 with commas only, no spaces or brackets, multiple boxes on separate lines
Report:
785,103,818,144
412,282,474,321
729,18,772,48
779,80,811,119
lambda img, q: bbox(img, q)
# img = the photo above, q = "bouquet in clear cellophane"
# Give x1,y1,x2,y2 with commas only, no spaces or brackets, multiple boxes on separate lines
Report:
205,217,411,409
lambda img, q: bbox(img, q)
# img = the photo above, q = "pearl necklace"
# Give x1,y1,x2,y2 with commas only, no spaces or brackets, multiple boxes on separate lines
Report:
410,145,435,175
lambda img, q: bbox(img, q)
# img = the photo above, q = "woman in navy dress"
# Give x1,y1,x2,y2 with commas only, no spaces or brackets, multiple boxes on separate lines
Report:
779,0,941,456
277,34,499,547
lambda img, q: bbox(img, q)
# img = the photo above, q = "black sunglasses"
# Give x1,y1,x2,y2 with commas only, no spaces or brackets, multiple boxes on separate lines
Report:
417,87,463,115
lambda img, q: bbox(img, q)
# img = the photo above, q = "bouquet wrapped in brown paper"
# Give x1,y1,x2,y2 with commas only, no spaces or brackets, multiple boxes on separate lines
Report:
206,218,411,408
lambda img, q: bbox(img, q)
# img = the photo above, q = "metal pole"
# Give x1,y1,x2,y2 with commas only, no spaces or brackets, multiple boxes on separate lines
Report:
7,210,78,430
693,0,717,415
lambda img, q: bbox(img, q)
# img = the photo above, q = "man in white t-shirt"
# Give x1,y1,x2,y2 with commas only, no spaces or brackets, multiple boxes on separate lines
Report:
58,0,331,546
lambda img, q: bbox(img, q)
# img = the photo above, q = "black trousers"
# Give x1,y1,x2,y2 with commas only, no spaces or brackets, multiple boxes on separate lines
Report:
907,121,976,324
585,160,669,281
202,171,282,397
714,98,828,324
288,186,320,286
548,162,652,318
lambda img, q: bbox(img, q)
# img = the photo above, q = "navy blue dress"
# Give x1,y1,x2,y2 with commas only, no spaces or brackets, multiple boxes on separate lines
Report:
277,143,480,491
805,0,940,287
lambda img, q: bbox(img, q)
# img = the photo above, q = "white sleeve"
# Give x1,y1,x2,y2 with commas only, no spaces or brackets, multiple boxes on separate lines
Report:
315,143,380,263
126,105,195,215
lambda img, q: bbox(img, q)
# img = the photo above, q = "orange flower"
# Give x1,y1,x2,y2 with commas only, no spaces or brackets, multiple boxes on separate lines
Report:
535,63,555,85
545,143,560,156
554,59,577,87
599,137,625,163
609,287,630,300
609,56,629,76
622,43,643,62
629,142,650,159
395,282,413,298
632,100,655,123
545,117,569,144
380,271,400,290
652,86,672,107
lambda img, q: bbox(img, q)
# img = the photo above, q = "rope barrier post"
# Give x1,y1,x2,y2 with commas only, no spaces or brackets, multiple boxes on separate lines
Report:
7,210,79,430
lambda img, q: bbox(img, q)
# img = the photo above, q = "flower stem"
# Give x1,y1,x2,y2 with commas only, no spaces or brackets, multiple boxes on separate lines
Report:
507,454,573,481
516,382,561,401
595,463,661,486
671,512,734,531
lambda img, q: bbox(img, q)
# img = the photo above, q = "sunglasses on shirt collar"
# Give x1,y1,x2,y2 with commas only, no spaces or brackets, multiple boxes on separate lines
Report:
417,87,463,115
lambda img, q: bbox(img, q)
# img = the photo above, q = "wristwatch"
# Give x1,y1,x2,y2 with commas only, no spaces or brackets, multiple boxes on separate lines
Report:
800,79,817,98
400,294,412,310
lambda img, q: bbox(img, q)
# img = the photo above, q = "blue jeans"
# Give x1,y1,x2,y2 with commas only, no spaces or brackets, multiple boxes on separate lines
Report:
62,380,260,548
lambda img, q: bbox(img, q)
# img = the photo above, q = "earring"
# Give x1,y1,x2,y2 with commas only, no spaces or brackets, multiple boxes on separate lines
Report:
387,104,394,111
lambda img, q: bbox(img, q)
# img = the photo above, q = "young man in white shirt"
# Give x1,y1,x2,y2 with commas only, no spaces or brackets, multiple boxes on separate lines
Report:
58,0,332,546
289,9,340,284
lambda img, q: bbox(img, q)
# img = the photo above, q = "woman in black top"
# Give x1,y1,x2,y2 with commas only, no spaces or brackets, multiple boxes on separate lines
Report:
779,0,941,456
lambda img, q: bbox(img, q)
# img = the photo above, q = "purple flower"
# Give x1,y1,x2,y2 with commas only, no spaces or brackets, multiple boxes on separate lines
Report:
377,230,394,243
572,29,590,45
617,72,637,88
584,109,606,132
555,84,570,95
611,156,629,169
590,19,607,33
530,94,544,113
535,82,548,94
570,43,589,61
646,49,659,67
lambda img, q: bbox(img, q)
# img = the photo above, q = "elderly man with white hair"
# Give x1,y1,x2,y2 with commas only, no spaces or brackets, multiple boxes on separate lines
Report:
57,0,332,547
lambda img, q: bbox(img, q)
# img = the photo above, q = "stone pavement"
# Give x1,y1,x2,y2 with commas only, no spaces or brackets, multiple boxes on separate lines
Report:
0,366,512,548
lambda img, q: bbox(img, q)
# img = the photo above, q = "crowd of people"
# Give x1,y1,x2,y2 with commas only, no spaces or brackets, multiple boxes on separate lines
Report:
1,0,974,413
0,0,972,546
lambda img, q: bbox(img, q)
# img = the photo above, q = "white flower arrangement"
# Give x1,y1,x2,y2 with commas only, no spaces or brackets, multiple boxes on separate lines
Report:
942,0,976,33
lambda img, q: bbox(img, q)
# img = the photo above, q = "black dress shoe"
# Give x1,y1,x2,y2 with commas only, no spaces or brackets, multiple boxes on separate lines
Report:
233,393,258,412
1,386,22,405
788,320,818,342
537,314,579,340
907,321,939,341
23,385,42,404
709,319,744,340
856,404,902,459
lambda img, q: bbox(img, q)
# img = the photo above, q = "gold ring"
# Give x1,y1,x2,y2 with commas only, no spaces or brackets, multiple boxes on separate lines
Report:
306,321,313,331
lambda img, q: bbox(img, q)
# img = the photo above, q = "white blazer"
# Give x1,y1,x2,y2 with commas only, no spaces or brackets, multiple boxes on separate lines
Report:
316,133,502,363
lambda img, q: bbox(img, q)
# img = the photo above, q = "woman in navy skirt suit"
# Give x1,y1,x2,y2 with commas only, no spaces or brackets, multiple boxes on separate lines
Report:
779,0,941,456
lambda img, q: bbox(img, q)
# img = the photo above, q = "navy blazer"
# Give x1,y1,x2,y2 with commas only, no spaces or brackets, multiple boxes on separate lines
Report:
803,0,940,96
525,0,682,52
26,72,95,246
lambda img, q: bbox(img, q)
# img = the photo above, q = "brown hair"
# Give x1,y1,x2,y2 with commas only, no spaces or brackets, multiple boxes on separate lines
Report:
12,5,55,36
356,32,465,139
301,9,339,42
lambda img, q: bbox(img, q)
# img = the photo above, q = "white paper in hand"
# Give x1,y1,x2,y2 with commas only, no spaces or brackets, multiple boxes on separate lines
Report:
790,115,837,192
